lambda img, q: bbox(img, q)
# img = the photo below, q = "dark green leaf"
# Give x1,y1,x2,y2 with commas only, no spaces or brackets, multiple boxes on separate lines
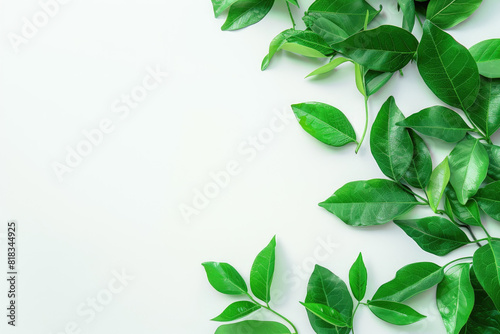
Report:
472,239,500,310
475,181,500,221
282,31,334,58
417,21,480,110
319,179,418,226
215,320,292,333
365,71,394,96
262,29,300,70
300,302,351,328
306,57,352,78
403,131,432,189
398,0,416,32
426,0,482,29
221,0,275,31
250,236,276,303
485,144,500,181
394,217,470,256
426,157,451,212
370,96,413,180
449,137,489,205
291,102,357,147
212,301,261,322
305,15,349,46
467,77,500,138
212,0,240,17
397,106,471,143
445,185,482,226
368,300,426,325
460,268,500,334
373,262,444,302
202,262,248,295
333,25,419,72
349,253,367,301
305,265,353,334
469,39,500,78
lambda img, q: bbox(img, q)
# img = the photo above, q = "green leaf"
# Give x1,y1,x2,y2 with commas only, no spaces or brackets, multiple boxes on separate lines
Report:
212,0,240,17
403,131,432,189
469,39,500,79
300,302,351,328
370,96,413,181
397,106,471,143
472,239,500,310
367,300,426,325
261,29,300,70
212,301,262,322
437,263,474,334
286,0,299,7
475,180,500,221
398,0,416,32
449,137,489,205
354,63,366,97
426,157,451,212
214,320,292,333
319,179,418,226
349,253,367,301
333,25,419,72
445,185,482,226
202,262,248,295
365,71,394,96
221,0,275,31
426,0,482,29
394,217,470,256
306,57,352,78
250,236,276,303
460,268,500,334
305,265,353,334
485,144,500,181
417,21,480,110
281,31,334,58
467,77,500,138
373,262,444,302
291,102,357,147
305,15,349,46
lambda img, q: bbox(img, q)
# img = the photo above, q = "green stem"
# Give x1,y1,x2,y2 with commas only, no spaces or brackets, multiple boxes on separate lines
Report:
468,238,489,244
443,256,473,269
246,293,298,334
459,224,483,247
416,14,424,28
399,184,429,205
355,96,369,154
479,222,492,241
350,301,362,333
286,2,296,29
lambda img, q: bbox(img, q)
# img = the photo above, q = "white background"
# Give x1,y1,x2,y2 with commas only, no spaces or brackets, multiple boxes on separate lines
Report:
1,0,499,333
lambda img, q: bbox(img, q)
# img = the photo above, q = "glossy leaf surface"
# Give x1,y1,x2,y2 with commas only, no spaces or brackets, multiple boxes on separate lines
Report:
426,157,450,212
467,77,500,138
215,320,291,333
221,0,275,31
469,39,500,78
403,131,432,189
349,253,367,301
250,236,276,303
203,262,248,295
427,0,482,29
300,302,350,328
368,300,426,325
212,301,261,322
475,181,500,221
472,239,500,310
445,185,481,226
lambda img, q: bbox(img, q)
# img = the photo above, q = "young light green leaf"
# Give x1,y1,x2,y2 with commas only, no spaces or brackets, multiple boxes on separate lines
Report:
474,180,500,221
349,253,368,301
212,301,262,322
212,0,240,17
261,29,300,70
417,21,480,110
398,0,416,32
214,320,292,333
305,15,349,46
319,179,418,226
373,262,444,302
437,263,474,334
472,239,500,310
460,268,500,334
250,236,276,303
306,57,352,78
368,300,426,325
291,102,357,147
426,157,451,212
202,262,248,295
426,0,482,29
354,63,366,97
333,25,419,72
286,0,299,7
370,96,413,181
397,106,471,143
365,71,394,96
469,38,500,78
305,265,353,334
485,144,500,181
281,31,334,58
403,131,432,189
300,302,351,328
449,137,489,205
394,217,470,256
467,77,500,139
445,185,482,226
221,0,275,31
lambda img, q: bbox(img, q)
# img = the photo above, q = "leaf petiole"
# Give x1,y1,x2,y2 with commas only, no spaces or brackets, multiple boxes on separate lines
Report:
443,256,473,269
245,293,298,334
355,96,369,153
286,2,296,29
